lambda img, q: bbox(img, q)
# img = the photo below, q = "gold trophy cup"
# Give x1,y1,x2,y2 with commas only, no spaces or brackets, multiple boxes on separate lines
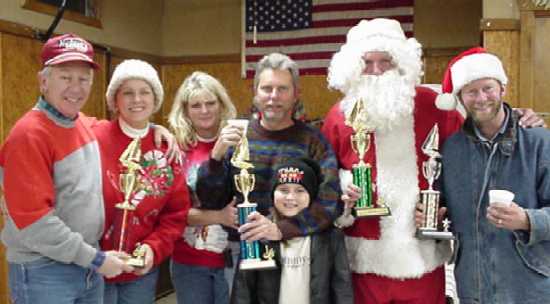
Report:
416,124,454,240
115,137,147,267
346,100,391,217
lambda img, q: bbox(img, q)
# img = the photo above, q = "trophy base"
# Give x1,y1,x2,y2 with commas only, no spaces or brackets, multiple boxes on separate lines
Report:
124,256,145,268
353,206,391,218
239,258,277,271
416,228,455,240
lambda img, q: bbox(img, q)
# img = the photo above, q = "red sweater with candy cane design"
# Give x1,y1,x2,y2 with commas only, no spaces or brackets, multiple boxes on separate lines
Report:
94,120,189,283
172,139,227,268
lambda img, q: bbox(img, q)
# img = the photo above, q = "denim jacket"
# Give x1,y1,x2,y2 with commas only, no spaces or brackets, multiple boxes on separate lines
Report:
442,104,550,304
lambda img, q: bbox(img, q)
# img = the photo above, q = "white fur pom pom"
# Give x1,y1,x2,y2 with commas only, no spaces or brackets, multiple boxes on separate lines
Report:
435,93,458,111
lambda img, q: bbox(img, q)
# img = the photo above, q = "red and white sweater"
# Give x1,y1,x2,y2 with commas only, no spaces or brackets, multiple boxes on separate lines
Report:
172,140,228,268
0,101,104,268
322,87,463,279
94,120,190,282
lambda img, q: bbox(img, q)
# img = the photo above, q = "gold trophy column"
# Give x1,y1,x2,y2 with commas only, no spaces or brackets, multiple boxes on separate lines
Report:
115,137,147,267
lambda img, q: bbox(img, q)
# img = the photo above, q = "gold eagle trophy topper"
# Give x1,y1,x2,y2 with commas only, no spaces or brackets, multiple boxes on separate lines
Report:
230,120,276,270
345,99,390,217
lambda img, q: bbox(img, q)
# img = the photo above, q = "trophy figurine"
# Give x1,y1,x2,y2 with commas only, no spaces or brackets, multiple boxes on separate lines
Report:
230,120,276,270
115,137,146,267
416,124,454,240
345,99,391,217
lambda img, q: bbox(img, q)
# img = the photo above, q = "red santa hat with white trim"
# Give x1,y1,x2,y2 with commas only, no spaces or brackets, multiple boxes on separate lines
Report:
435,47,508,110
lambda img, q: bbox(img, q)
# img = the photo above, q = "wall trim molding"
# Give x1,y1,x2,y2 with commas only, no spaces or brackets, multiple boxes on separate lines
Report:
163,54,241,64
21,0,102,29
480,18,521,31
0,18,240,65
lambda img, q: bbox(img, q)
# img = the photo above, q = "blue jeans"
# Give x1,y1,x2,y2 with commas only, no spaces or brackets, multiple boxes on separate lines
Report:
8,257,104,304
170,261,229,304
103,267,159,304
224,241,240,295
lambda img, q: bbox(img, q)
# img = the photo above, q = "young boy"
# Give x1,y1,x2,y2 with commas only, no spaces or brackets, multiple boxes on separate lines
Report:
231,158,353,304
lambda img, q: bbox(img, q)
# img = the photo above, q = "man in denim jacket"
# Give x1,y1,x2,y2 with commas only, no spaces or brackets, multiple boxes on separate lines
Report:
437,47,550,303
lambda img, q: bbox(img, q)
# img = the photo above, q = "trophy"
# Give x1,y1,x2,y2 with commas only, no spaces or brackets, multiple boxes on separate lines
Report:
115,137,147,267
416,124,454,240
230,119,276,270
345,100,391,217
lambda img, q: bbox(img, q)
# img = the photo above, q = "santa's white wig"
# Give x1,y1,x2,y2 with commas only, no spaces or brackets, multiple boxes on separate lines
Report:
328,18,423,95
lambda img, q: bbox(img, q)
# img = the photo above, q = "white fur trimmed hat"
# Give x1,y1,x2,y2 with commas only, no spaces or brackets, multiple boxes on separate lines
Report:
436,47,508,110
106,59,164,113
328,18,422,94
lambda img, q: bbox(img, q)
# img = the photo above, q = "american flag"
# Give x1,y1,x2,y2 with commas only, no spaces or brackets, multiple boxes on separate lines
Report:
242,0,414,78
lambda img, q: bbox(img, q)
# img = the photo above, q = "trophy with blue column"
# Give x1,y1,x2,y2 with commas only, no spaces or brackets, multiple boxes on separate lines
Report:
345,99,391,217
230,120,276,270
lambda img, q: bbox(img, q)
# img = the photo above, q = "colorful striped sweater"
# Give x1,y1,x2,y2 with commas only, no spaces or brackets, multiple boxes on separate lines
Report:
196,118,342,239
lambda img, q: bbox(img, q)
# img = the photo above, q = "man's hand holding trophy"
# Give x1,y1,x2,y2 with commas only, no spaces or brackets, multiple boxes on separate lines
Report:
229,119,276,270
114,137,151,270
415,124,454,240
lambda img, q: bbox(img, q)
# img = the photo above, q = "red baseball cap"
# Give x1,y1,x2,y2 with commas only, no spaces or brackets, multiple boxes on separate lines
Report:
41,33,99,69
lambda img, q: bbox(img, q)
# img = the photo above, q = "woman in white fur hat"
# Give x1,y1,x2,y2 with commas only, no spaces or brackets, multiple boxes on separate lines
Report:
94,59,190,304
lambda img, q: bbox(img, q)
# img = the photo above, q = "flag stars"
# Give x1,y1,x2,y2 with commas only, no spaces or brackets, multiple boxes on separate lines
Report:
245,0,312,32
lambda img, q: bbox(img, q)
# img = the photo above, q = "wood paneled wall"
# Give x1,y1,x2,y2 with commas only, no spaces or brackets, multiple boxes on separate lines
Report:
481,19,521,107
516,0,550,124
422,47,473,85
482,1,550,125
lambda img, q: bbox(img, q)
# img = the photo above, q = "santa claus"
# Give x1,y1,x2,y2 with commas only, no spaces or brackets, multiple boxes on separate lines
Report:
321,18,463,304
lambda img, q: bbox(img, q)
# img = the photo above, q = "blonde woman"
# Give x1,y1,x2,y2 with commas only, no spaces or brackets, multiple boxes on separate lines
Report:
168,71,238,304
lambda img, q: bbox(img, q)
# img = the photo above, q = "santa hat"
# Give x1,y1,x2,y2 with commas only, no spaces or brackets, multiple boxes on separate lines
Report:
435,47,508,110
106,59,164,113
328,18,422,94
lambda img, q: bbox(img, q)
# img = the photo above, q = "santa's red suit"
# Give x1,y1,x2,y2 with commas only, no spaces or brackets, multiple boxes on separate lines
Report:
322,86,463,303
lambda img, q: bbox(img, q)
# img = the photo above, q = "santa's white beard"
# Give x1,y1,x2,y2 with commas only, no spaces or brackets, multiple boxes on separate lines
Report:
340,70,416,132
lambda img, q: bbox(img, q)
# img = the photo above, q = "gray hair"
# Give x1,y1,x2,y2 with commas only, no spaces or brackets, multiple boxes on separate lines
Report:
253,53,300,92
39,66,52,77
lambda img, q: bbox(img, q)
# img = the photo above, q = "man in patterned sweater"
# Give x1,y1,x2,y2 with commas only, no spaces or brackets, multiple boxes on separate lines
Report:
0,34,131,304
196,53,341,248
